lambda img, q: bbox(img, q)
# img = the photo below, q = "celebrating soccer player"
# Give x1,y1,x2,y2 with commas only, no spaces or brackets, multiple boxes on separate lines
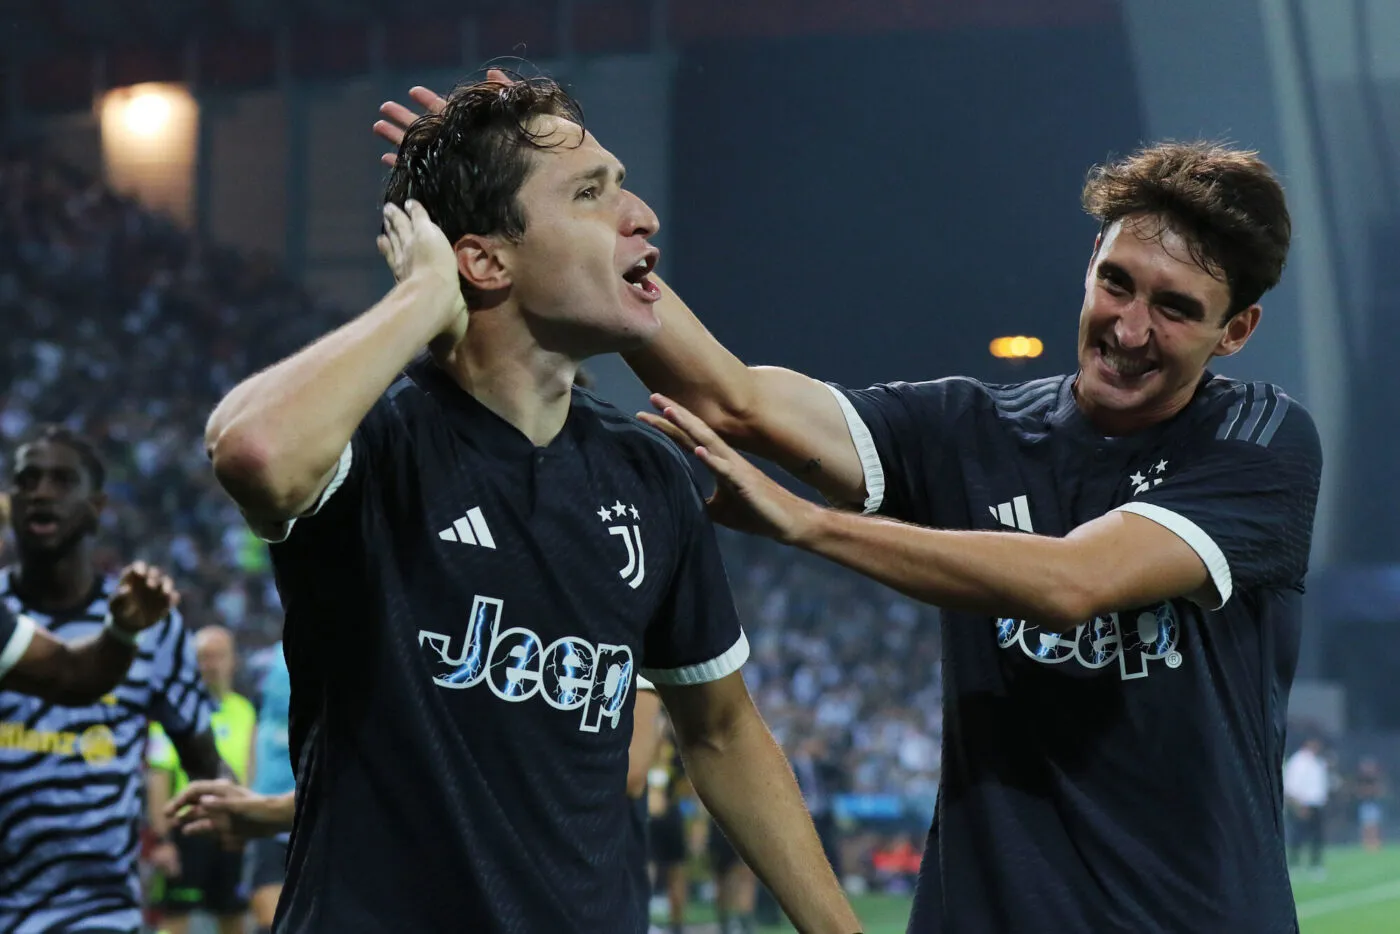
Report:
204,75,859,933
1,426,225,933
632,146,1319,932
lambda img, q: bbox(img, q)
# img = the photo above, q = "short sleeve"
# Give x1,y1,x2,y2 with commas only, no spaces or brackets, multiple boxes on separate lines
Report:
146,609,214,742
825,378,983,523
640,464,748,687
0,604,36,682
1115,390,1321,607
253,390,409,544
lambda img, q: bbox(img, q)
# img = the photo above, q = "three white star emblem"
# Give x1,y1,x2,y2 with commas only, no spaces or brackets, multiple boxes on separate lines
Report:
598,502,641,523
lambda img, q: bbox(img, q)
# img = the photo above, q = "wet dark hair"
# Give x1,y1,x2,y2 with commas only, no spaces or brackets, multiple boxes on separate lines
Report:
1082,141,1291,320
383,70,586,252
20,425,106,491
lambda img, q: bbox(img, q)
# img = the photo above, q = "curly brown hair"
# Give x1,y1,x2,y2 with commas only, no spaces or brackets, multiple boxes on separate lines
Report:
1082,142,1291,320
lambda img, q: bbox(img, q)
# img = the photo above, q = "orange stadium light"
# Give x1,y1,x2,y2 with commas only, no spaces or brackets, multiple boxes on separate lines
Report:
989,336,1044,360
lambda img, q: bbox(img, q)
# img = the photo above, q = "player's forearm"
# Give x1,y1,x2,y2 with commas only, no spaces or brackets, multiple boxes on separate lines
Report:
622,278,759,434
256,791,297,834
794,507,1098,631
6,629,138,706
625,282,865,499
206,274,458,518
680,713,860,934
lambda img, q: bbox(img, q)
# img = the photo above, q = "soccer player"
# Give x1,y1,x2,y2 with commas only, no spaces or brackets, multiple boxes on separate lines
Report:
147,626,257,934
203,76,858,933
1,426,225,934
623,145,1319,932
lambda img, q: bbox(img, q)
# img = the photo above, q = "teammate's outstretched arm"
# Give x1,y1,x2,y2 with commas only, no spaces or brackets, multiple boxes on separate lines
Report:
647,396,1227,630
0,562,179,704
372,81,869,507
658,674,861,934
205,201,467,532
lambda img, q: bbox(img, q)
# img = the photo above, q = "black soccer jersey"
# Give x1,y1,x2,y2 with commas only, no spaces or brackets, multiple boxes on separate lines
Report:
261,358,747,934
829,373,1320,934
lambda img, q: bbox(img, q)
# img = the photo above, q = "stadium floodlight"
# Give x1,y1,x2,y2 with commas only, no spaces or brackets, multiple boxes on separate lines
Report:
123,90,173,138
989,336,1044,359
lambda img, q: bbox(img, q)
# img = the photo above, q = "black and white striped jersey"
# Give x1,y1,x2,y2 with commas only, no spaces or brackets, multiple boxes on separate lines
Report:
0,568,212,934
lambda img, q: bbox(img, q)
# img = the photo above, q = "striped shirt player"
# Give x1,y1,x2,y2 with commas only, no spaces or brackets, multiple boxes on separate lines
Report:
0,568,213,934
258,360,748,933
827,373,1320,932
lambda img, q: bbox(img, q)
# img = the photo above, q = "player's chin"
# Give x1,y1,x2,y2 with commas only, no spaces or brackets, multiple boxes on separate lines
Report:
610,288,663,342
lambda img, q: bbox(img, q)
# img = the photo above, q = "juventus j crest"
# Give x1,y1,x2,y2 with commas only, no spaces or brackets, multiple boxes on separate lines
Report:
596,500,645,589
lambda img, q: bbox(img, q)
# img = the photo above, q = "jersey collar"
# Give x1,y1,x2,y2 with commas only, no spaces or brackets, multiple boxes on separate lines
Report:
405,357,581,460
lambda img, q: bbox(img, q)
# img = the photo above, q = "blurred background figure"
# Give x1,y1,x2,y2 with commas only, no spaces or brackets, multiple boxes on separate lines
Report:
147,626,255,934
1286,738,1331,880
1355,758,1388,854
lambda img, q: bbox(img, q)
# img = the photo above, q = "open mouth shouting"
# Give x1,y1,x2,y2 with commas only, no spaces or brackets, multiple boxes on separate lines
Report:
621,249,661,302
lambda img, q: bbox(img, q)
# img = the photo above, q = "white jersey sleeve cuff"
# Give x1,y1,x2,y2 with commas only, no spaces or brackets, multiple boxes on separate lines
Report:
636,674,656,692
642,631,750,686
252,442,355,544
1113,502,1233,609
0,614,38,682
822,383,885,515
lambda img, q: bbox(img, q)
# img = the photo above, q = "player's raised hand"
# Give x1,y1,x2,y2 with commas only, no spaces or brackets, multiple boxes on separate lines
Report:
639,395,822,545
377,199,469,339
107,561,179,636
373,70,515,167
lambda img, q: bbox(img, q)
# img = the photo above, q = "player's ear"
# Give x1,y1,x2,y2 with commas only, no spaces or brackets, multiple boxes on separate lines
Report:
454,234,511,292
1213,304,1261,358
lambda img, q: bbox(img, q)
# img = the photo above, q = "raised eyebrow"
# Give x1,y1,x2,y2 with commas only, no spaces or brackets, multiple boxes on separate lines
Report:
570,164,626,188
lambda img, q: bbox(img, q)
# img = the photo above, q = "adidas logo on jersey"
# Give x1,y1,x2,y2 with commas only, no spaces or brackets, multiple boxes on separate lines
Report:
989,495,1034,533
438,507,496,549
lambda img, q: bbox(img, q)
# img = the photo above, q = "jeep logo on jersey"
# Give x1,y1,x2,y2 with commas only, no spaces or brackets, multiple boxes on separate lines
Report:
417,595,634,733
994,602,1183,680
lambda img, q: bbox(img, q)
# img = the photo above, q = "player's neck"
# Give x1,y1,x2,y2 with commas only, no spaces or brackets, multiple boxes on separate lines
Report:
13,543,98,614
434,316,577,448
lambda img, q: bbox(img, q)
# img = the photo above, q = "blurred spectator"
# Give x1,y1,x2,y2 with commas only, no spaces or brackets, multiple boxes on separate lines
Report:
1354,757,1387,852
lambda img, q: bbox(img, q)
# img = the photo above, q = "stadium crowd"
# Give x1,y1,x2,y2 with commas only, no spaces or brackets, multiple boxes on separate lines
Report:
0,147,945,807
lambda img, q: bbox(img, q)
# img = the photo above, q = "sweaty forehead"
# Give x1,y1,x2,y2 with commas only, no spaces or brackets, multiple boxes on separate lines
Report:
524,116,613,172
1100,217,1232,307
